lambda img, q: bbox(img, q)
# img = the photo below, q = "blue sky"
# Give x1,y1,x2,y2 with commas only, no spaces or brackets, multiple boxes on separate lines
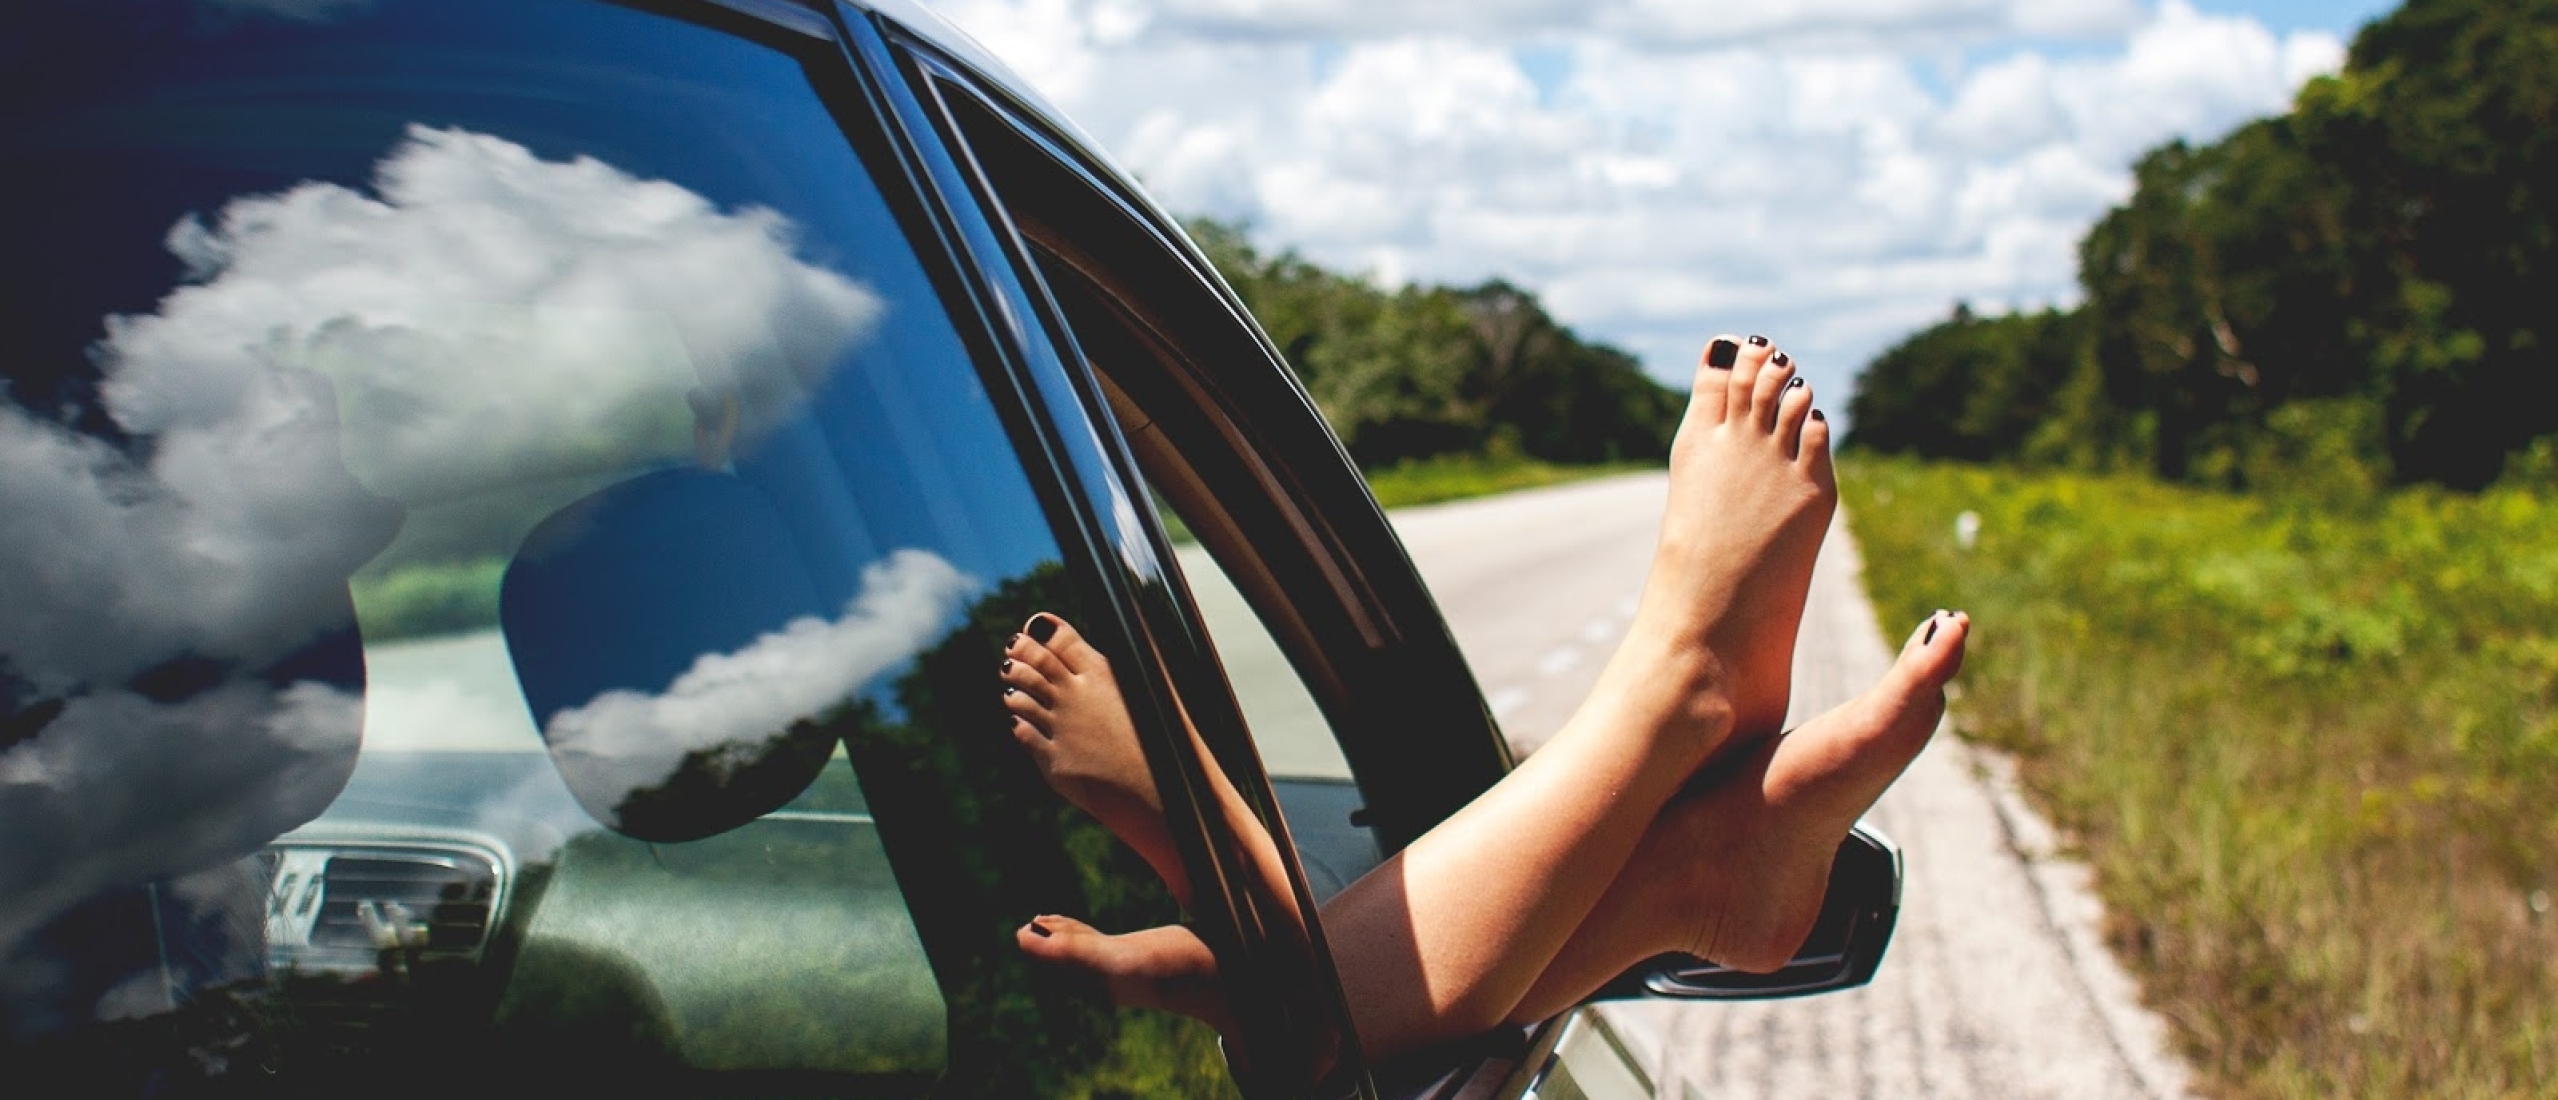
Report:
924,1,2395,405
2215,0,2394,35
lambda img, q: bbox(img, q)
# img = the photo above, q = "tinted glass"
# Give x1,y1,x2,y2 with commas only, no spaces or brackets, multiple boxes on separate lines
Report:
0,2,1225,1095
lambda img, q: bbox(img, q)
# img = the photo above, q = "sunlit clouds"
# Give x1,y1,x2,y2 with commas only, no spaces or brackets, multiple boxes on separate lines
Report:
540,549,975,813
1,122,890,957
0,682,363,950
106,125,884,507
920,0,2349,402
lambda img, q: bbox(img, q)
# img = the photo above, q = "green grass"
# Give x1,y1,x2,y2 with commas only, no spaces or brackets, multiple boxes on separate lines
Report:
1838,455,2558,1098
1360,453,1656,510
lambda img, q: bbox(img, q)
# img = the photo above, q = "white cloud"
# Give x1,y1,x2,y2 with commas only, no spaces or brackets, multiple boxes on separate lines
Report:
919,0,2347,401
0,124,897,971
0,682,363,951
3,125,886,694
540,549,975,814
108,125,884,507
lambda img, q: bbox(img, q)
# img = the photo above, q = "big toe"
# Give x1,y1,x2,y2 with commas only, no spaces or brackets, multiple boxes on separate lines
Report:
1023,612,1105,675
1891,609,1969,691
1018,914,1106,965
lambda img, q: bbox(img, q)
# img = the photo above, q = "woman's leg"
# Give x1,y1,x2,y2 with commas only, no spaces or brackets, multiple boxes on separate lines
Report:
1011,613,1967,1058
1313,334,1836,1055
1502,609,1969,1025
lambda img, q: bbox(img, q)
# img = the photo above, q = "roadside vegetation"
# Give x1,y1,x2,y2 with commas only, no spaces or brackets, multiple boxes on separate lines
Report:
1188,219,1681,475
1183,4,2558,1091
1840,455,2556,1097
1835,4,2558,1094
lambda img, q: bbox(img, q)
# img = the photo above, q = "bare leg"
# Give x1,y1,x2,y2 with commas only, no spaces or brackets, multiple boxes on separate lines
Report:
1321,335,1836,1056
1010,611,1968,1055
1504,609,1969,1024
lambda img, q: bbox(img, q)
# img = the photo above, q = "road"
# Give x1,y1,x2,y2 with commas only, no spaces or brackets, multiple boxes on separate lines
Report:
1382,471,2201,1100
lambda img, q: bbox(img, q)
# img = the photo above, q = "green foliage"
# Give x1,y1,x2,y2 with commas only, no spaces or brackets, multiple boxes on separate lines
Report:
1848,0,2558,492
1842,455,2558,1098
1846,303,2090,465
1189,219,1676,470
350,555,507,640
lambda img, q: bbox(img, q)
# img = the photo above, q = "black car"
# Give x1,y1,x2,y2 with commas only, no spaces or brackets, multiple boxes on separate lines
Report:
0,2,1899,1096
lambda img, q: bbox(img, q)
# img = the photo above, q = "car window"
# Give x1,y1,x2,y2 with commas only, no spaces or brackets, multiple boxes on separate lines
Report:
0,3,1236,1096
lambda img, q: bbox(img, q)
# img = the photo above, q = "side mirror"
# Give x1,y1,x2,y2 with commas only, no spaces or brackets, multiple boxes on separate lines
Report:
1592,821,1902,1001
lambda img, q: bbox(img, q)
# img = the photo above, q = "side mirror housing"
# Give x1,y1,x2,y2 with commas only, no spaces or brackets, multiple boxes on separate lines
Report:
1590,821,1902,1002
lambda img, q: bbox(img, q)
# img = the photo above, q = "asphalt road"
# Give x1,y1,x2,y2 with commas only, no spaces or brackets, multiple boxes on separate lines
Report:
1382,471,2202,1100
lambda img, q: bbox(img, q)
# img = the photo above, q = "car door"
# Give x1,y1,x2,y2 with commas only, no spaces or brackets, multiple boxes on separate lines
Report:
860,15,1679,1099
0,1,1351,1097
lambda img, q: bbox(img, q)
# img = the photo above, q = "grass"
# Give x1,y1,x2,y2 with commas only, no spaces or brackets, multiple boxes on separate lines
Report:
1837,454,2558,1099
1361,453,1656,510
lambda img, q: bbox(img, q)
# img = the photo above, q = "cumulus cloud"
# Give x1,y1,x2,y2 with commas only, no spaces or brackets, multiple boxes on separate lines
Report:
920,0,2348,397
0,682,363,951
540,549,975,814
0,379,389,692
107,125,885,508
1,124,889,969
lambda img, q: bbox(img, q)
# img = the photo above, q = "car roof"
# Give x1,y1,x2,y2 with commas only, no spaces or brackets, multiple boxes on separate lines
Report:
838,0,1139,190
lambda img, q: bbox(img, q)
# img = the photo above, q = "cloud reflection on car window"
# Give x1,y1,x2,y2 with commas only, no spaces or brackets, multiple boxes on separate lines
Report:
0,123,897,946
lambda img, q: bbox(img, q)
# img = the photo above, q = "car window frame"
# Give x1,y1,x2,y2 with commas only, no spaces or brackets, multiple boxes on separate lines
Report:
856,15,1596,1097
868,27,1517,855
827,9,1373,1096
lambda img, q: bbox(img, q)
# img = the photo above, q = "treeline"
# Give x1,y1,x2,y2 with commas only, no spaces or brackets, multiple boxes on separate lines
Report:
1187,219,1682,469
1849,0,2558,492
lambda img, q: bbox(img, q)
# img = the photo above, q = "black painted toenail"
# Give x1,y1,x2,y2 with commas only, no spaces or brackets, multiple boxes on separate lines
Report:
1747,334,1769,347
1000,658,1014,675
1774,352,1792,368
1788,376,1806,390
1003,685,1018,697
1028,615,1059,643
1810,409,1825,421
1706,339,1738,368
1028,920,1052,938
1925,618,1938,644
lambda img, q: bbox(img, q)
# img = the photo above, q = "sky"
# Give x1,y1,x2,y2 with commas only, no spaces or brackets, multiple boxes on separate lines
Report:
915,0,2401,411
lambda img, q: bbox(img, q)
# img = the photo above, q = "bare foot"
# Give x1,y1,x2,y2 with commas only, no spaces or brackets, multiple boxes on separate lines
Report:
1000,613,1189,905
1505,609,1968,1023
1602,334,1837,767
1017,916,1237,1040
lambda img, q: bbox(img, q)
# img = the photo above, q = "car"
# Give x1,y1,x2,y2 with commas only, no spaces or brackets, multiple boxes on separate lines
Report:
0,1,1901,1096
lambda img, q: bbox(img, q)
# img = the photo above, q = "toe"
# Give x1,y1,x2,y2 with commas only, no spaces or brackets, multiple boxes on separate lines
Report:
1776,371,1815,455
1002,684,1052,730
1693,335,1744,426
1023,612,1102,676
1896,610,1970,687
1723,335,1776,424
1008,629,1072,684
1017,914,1102,963
1750,351,1797,432
999,655,1054,704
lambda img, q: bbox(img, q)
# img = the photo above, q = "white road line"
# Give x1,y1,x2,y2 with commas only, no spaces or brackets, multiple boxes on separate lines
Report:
1536,648,1582,676
1487,687,1530,721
